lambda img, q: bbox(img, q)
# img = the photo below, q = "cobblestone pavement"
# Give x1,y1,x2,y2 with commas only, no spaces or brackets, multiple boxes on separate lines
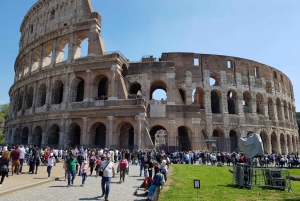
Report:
0,163,148,201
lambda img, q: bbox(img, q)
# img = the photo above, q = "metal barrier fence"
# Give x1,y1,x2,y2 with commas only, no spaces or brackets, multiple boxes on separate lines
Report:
232,163,292,192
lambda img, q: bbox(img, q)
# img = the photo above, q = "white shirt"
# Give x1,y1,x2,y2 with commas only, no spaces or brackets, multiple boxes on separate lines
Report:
47,156,55,167
18,147,26,159
101,160,115,177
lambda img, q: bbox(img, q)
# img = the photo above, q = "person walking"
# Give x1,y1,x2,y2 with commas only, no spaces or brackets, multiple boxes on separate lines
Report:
47,153,55,179
65,152,79,187
89,152,96,176
18,145,26,174
99,154,115,201
0,147,10,186
11,146,20,175
117,154,128,183
80,161,88,186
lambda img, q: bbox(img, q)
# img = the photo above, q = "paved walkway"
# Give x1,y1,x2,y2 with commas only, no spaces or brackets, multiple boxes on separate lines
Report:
0,161,148,201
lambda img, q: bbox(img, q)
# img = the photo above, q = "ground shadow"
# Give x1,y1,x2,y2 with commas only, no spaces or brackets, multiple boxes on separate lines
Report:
218,184,239,189
78,196,101,200
33,177,47,180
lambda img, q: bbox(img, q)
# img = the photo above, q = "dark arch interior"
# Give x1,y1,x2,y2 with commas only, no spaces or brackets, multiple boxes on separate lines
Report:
211,91,220,113
48,124,60,146
122,64,128,77
178,126,191,151
95,123,106,147
21,127,29,144
98,78,108,97
120,123,134,149
33,126,42,147
130,83,141,94
76,80,85,102
71,124,81,147
179,89,185,104
228,99,235,114
229,130,237,152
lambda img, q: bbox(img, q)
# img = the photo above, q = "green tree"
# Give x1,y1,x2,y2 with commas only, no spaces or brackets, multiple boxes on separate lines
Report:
0,104,9,119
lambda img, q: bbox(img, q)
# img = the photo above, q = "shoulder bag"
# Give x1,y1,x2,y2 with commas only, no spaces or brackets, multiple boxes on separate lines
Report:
99,162,110,177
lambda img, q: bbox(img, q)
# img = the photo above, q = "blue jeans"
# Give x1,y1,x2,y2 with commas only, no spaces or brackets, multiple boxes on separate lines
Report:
19,159,24,173
67,170,76,185
140,163,145,175
101,176,111,198
47,166,52,177
148,184,158,196
81,172,87,184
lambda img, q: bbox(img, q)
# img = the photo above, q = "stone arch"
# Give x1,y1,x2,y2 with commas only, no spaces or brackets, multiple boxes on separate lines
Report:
118,122,135,149
150,80,167,100
283,100,288,120
276,98,283,120
70,77,85,102
288,103,293,123
31,50,41,72
14,128,20,145
227,89,238,114
48,124,60,147
260,131,269,154
149,125,167,146
292,135,296,153
286,134,291,154
266,81,272,94
280,133,286,155
121,64,128,77
177,126,191,151
52,80,64,104
69,123,81,148
25,87,34,109
130,82,141,95
21,127,29,144
42,45,53,67
178,88,186,104
193,87,205,109
210,72,220,86
56,39,69,63
243,91,251,113
18,91,24,111
212,128,227,151
271,132,278,154
256,93,264,114
74,35,89,59
23,55,30,76
36,84,46,107
90,122,106,147
33,126,42,147
211,90,221,113
93,74,109,99
229,130,238,152
267,97,275,120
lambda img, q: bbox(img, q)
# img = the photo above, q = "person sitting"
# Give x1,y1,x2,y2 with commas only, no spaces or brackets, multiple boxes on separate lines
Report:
95,96,99,100
100,95,104,100
104,95,108,100
146,166,165,201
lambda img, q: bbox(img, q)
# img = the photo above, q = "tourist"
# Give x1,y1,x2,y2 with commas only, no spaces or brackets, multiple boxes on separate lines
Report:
47,153,55,179
0,147,10,186
89,152,97,176
139,152,148,176
77,151,84,176
65,152,79,187
99,154,115,201
11,146,20,175
81,161,88,186
18,145,26,174
117,154,128,183
146,166,165,201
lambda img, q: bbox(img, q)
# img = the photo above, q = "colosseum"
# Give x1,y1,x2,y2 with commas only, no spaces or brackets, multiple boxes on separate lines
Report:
6,0,299,154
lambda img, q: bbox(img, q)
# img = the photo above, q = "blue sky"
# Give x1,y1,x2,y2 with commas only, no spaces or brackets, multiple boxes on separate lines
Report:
0,0,300,110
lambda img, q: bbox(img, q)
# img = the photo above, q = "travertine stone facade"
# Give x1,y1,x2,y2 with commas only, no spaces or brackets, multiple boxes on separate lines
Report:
6,0,299,153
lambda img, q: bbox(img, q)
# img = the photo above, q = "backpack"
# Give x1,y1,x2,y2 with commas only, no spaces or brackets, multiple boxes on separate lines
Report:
141,155,147,163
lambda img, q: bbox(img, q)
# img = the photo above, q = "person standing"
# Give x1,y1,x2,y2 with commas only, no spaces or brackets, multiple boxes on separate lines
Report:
11,146,20,175
80,161,88,186
99,154,115,201
65,152,79,187
47,153,55,179
18,145,26,174
117,154,128,183
0,147,10,186
77,151,84,176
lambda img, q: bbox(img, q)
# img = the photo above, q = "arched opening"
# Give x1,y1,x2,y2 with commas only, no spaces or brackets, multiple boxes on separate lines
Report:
31,51,40,72
280,133,285,155
243,91,251,113
229,130,238,152
260,132,269,154
33,126,42,147
288,103,293,123
98,77,109,99
48,124,60,147
130,82,141,95
94,123,106,147
70,77,85,102
14,128,20,145
247,131,254,136
122,64,128,77
42,45,52,67
211,90,221,113
56,40,69,63
74,36,88,59
267,97,275,120
227,90,237,114
119,122,134,149
18,91,24,111
52,80,64,104
193,88,205,109
178,88,186,104
177,126,191,151
36,84,47,107
149,125,167,148
283,101,288,120
25,87,34,109
212,128,226,151
271,132,278,154
266,82,272,94
209,78,216,86
286,135,291,154
23,56,30,76
150,80,167,100
69,123,81,147
276,98,283,121
256,93,264,114
21,127,29,144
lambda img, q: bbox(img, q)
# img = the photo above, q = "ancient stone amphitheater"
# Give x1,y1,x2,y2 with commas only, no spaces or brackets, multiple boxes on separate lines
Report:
6,0,299,154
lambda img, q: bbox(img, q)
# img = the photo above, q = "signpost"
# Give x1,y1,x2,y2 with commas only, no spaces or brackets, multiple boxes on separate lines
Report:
194,179,200,198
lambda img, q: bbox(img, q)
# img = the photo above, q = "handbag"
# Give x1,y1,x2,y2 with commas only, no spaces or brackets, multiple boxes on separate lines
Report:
99,162,110,177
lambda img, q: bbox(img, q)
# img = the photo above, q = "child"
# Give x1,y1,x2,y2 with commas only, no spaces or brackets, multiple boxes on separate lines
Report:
47,153,55,179
81,161,88,186
144,164,149,178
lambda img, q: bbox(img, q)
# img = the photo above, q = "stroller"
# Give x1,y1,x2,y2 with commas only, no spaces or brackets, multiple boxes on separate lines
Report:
134,177,153,195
